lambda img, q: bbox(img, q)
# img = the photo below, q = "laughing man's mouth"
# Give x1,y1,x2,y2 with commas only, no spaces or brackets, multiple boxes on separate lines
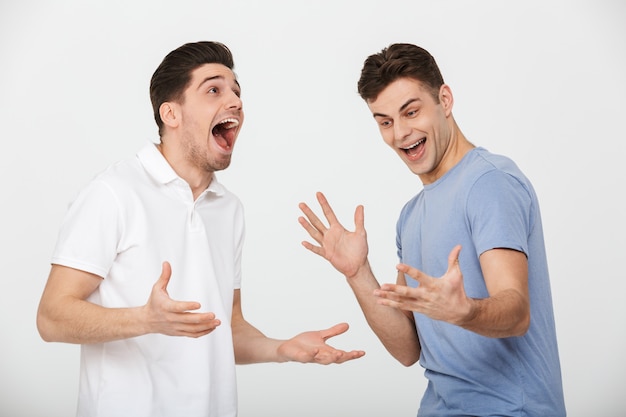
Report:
401,138,426,156
212,118,239,149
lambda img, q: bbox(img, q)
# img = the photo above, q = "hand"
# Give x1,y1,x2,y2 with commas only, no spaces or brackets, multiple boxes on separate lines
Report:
277,323,366,364
298,192,369,278
143,262,222,338
374,245,474,325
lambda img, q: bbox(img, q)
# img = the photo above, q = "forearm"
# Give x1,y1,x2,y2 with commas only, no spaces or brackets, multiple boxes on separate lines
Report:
460,249,531,338
232,319,284,364
349,262,420,366
37,297,148,344
460,288,530,338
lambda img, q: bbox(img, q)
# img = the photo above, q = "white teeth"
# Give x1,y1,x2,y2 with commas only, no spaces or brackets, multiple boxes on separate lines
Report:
218,118,239,129
402,138,425,150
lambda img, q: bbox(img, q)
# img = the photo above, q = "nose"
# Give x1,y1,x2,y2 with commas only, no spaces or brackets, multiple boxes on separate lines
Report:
225,89,243,110
393,118,411,142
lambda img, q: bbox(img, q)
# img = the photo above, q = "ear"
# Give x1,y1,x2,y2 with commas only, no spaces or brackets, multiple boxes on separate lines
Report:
159,102,180,129
439,84,454,116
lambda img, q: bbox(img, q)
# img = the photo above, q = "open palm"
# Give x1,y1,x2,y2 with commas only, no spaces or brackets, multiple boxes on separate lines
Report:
298,192,368,278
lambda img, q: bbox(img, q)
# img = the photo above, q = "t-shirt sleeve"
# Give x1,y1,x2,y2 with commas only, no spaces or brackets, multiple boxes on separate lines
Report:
51,179,121,278
466,170,532,257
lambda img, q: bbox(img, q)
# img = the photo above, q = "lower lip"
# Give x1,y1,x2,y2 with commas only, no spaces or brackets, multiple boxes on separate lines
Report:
211,136,234,155
404,141,425,161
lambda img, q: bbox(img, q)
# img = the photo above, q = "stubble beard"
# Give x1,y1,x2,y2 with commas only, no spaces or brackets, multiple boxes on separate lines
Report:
184,131,232,173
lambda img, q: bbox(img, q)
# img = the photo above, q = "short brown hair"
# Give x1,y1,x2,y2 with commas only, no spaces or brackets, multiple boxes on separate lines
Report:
357,43,444,102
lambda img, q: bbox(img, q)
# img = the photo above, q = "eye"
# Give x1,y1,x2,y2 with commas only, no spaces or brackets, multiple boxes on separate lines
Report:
379,120,392,128
208,87,218,94
407,109,418,117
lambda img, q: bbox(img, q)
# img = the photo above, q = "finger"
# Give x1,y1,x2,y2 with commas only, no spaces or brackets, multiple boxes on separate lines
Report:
177,317,222,338
396,263,429,284
374,286,411,304
447,245,462,273
156,261,172,291
316,192,341,225
168,301,208,314
376,297,405,310
298,216,324,244
298,202,328,234
315,350,344,365
156,263,203,311
318,322,349,340
374,284,407,298
331,349,366,364
300,239,327,258
178,312,219,327
354,204,365,233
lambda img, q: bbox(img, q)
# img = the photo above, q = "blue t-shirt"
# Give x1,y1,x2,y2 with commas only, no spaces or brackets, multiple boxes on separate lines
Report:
397,147,566,417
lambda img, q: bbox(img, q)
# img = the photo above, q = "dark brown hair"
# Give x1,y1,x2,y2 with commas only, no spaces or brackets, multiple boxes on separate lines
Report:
149,41,235,136
357,43,444,102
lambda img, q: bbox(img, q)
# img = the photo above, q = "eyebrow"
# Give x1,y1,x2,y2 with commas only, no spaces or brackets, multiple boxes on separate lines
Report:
372,97,421,118
197,75,241,91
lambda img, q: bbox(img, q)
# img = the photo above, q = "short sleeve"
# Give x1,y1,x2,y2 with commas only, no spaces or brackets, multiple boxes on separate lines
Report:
51,179,122,278
466,170,532,257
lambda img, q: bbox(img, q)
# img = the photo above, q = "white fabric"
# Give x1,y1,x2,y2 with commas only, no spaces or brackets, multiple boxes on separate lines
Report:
52,142,244,417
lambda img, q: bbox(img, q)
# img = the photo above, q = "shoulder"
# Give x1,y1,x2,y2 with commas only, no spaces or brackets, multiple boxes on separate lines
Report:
470,148,527,182
454,148,531,198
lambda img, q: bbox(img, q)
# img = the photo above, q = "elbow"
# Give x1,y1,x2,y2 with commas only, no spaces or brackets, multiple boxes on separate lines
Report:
36,315,53,342
508,308,531,337
398,357,419,367
36,318,52,342
393,350,420,367
36,308,59,343
514,312,531,337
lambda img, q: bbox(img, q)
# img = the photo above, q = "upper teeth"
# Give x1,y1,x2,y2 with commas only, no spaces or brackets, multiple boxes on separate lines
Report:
218,118,239,128
402,138,425,150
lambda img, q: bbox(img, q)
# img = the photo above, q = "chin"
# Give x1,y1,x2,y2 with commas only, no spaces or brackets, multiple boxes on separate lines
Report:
210,157,232,172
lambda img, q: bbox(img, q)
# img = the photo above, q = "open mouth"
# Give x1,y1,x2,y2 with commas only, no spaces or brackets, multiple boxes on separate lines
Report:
401,138,426,157
212,118,239,150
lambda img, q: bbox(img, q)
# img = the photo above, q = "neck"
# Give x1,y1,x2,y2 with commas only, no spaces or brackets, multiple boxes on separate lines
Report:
156,142,213,200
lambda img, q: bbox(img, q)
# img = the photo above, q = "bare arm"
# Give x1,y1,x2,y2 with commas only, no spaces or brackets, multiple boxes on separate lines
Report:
299,192,420,366
347,266,421,366
231,289,283,363
376,246,530,338
36,263,221,344
469,247,530,336
231,289,365,365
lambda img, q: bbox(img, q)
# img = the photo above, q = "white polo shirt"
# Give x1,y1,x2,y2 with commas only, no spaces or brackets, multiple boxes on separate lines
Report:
52,142,244,417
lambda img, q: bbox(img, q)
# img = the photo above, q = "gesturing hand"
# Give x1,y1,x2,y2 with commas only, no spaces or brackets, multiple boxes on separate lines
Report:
298,192,369,278
374,245,474,325
277,323,366,365
143,262,221,338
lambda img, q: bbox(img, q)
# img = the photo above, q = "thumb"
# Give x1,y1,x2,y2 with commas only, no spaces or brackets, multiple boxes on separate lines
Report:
354,205,365,233
446,245,462,275
156,261,172,291
320,322,350,340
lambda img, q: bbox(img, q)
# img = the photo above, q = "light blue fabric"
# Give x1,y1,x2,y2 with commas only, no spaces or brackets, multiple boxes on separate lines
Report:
397,147,566,417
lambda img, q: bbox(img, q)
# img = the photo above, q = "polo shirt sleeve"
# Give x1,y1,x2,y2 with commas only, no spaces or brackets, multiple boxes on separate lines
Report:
51,179,121,279
233,208,244,290
466,169,532,257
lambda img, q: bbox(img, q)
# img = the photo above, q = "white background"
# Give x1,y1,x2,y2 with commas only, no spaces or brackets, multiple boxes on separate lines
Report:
1,1,625,416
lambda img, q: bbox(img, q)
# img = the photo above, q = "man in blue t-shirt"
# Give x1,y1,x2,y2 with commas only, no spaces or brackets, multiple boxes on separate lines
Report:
298,43,566,416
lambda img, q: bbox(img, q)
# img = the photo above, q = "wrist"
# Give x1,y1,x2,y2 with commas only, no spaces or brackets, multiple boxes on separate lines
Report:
344,259,371,280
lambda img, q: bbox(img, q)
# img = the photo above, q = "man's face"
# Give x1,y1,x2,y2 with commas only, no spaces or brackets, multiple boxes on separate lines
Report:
177,63,244,173
367,77,453,184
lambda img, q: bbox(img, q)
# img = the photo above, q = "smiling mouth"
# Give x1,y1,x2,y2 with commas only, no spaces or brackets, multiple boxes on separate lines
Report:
212,118,239,150
401,138,426,157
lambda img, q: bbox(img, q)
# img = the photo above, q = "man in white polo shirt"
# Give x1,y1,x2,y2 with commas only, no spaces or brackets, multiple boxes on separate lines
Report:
36,41,365,417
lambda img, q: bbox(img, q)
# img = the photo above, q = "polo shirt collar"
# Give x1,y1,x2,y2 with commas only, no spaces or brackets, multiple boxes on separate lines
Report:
137,142,226,197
